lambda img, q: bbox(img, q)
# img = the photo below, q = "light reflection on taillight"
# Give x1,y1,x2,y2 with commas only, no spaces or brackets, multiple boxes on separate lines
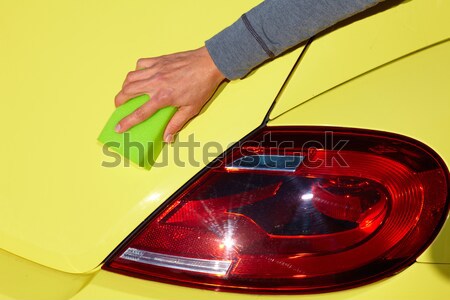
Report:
103,127,449,293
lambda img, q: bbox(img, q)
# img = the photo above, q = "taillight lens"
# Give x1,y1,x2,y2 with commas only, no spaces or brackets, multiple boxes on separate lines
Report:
104,127,449,293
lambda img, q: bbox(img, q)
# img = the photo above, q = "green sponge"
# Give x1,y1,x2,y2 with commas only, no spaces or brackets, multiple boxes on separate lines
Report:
98,94,176,170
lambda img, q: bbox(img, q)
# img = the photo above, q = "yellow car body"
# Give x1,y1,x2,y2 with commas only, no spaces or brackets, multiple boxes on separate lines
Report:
0,0,449,299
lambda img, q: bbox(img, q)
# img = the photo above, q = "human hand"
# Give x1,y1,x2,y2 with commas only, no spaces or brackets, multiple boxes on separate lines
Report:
114,46,225,143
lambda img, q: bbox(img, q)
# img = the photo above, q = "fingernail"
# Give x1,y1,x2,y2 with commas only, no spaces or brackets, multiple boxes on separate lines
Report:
115,124,122,133
164,134,174,143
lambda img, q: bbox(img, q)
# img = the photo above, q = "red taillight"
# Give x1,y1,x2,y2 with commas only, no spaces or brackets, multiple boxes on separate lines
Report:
103,127,449,293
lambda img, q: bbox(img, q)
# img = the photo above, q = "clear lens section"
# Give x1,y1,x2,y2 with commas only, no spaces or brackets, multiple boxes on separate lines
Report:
105,128,449,293
120,248,231,275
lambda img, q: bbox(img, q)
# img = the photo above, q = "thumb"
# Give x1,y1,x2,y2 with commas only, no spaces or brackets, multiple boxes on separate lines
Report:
163,107,196,143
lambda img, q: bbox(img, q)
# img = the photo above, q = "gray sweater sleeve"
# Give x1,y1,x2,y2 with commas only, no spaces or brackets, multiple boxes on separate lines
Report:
205,0,385,80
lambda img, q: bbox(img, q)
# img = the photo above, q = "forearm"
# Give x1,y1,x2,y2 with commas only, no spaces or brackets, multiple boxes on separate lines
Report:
206,0,385,80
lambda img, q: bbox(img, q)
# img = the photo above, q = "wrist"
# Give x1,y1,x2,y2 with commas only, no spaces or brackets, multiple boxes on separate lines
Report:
199,46,226,83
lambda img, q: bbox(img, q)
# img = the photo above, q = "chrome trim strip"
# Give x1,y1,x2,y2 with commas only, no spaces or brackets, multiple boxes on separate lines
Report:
226,155,303,172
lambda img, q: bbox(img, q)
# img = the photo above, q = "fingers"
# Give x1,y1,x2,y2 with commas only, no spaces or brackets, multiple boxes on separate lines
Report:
115,58,161,107
115,78,157,107
122,68,151,88
115,99,164,133
163,107,197,143
136,57,156,70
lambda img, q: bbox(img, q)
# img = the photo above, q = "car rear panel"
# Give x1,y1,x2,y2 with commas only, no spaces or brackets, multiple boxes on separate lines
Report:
24,35,449,300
